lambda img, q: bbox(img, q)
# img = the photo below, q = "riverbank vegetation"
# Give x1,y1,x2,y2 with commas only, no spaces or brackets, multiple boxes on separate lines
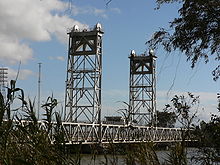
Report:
0,81,75,164
0,0,219,164
1,82,220,164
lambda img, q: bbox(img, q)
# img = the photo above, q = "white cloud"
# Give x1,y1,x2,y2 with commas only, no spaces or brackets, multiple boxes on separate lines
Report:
56,56,65,61
0,34,33,65
103,89,220,122
48,56,65,61
72,6,107,18
8,68,34,81
0,0,87,65
70,4,121,18
110,8,121,14
157,90,218,105
94,9,107,18
157,90,219,121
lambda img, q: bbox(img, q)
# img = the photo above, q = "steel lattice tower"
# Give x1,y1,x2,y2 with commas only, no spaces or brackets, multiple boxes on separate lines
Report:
64,23,104,123
0,68,8,101
129,50,157,125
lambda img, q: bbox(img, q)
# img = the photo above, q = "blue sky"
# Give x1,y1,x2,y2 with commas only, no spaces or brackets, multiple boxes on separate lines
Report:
1,0,220,121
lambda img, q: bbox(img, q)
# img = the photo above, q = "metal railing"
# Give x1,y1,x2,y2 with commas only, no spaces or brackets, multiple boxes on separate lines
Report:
14,120,189,145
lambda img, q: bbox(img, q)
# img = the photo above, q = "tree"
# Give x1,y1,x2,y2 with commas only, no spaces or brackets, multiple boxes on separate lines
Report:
163,93,199,165
147,0,220,80
156,110,176,127
191,93,220,164
164,92,199,129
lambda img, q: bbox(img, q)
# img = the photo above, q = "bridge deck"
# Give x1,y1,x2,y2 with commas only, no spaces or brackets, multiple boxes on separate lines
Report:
25,121,187,144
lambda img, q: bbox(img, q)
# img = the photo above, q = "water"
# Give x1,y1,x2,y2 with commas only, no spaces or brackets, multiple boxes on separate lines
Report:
77,148,205,165
78,150,170,165
80,154,125,165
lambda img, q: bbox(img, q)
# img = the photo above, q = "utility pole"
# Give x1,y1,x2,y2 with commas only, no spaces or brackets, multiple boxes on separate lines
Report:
38,63,42,120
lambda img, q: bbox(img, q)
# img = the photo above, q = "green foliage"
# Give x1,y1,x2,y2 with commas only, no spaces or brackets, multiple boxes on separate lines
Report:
0,92,5,126
117,101,132,125
125,143,160,165
164,92,199,129
164,143,187,165
148,0,220,80
156,111,176,128
190,93,220,164
161,93,200,165
192,119,220,164
217,93,220,112
2,80,220,164
0,81,78,165
42,95,58,133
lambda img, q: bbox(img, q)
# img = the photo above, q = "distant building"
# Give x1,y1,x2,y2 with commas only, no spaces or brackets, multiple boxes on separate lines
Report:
103,116,124,125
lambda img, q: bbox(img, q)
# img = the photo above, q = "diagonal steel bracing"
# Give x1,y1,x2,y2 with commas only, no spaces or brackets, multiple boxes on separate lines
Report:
64,24,104,123
27,121,187,144
129,50,157,126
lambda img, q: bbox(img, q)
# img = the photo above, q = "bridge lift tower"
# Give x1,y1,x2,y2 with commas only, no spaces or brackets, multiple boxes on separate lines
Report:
64,23,104,123
129,50,157,126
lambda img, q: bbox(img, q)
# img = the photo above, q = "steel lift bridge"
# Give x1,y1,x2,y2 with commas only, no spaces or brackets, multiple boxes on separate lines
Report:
58,23,185,145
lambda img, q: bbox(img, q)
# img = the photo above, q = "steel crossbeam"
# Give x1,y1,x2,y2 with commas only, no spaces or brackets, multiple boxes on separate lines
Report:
20,121,185,144
10,25,192,145
7,120,189,144
129,51,157,126
64,24,103,123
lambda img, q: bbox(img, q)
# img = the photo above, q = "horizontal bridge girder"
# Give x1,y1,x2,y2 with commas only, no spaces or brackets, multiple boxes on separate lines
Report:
7,120,193,145
23,121,188,145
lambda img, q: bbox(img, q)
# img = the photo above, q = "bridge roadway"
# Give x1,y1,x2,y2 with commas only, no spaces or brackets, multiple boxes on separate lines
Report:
19,121,187,145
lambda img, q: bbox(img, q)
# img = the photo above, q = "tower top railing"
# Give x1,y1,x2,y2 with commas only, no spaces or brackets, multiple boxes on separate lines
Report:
67,23,104,34
128,49,157,58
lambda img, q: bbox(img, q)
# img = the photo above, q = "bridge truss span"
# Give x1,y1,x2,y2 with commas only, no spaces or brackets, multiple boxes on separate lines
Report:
12,120,192,145
41,122,185,144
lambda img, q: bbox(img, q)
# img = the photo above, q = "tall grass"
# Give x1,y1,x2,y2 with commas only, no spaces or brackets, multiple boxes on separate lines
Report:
0,81,77,164
1,84,212,165
125,142,160,165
